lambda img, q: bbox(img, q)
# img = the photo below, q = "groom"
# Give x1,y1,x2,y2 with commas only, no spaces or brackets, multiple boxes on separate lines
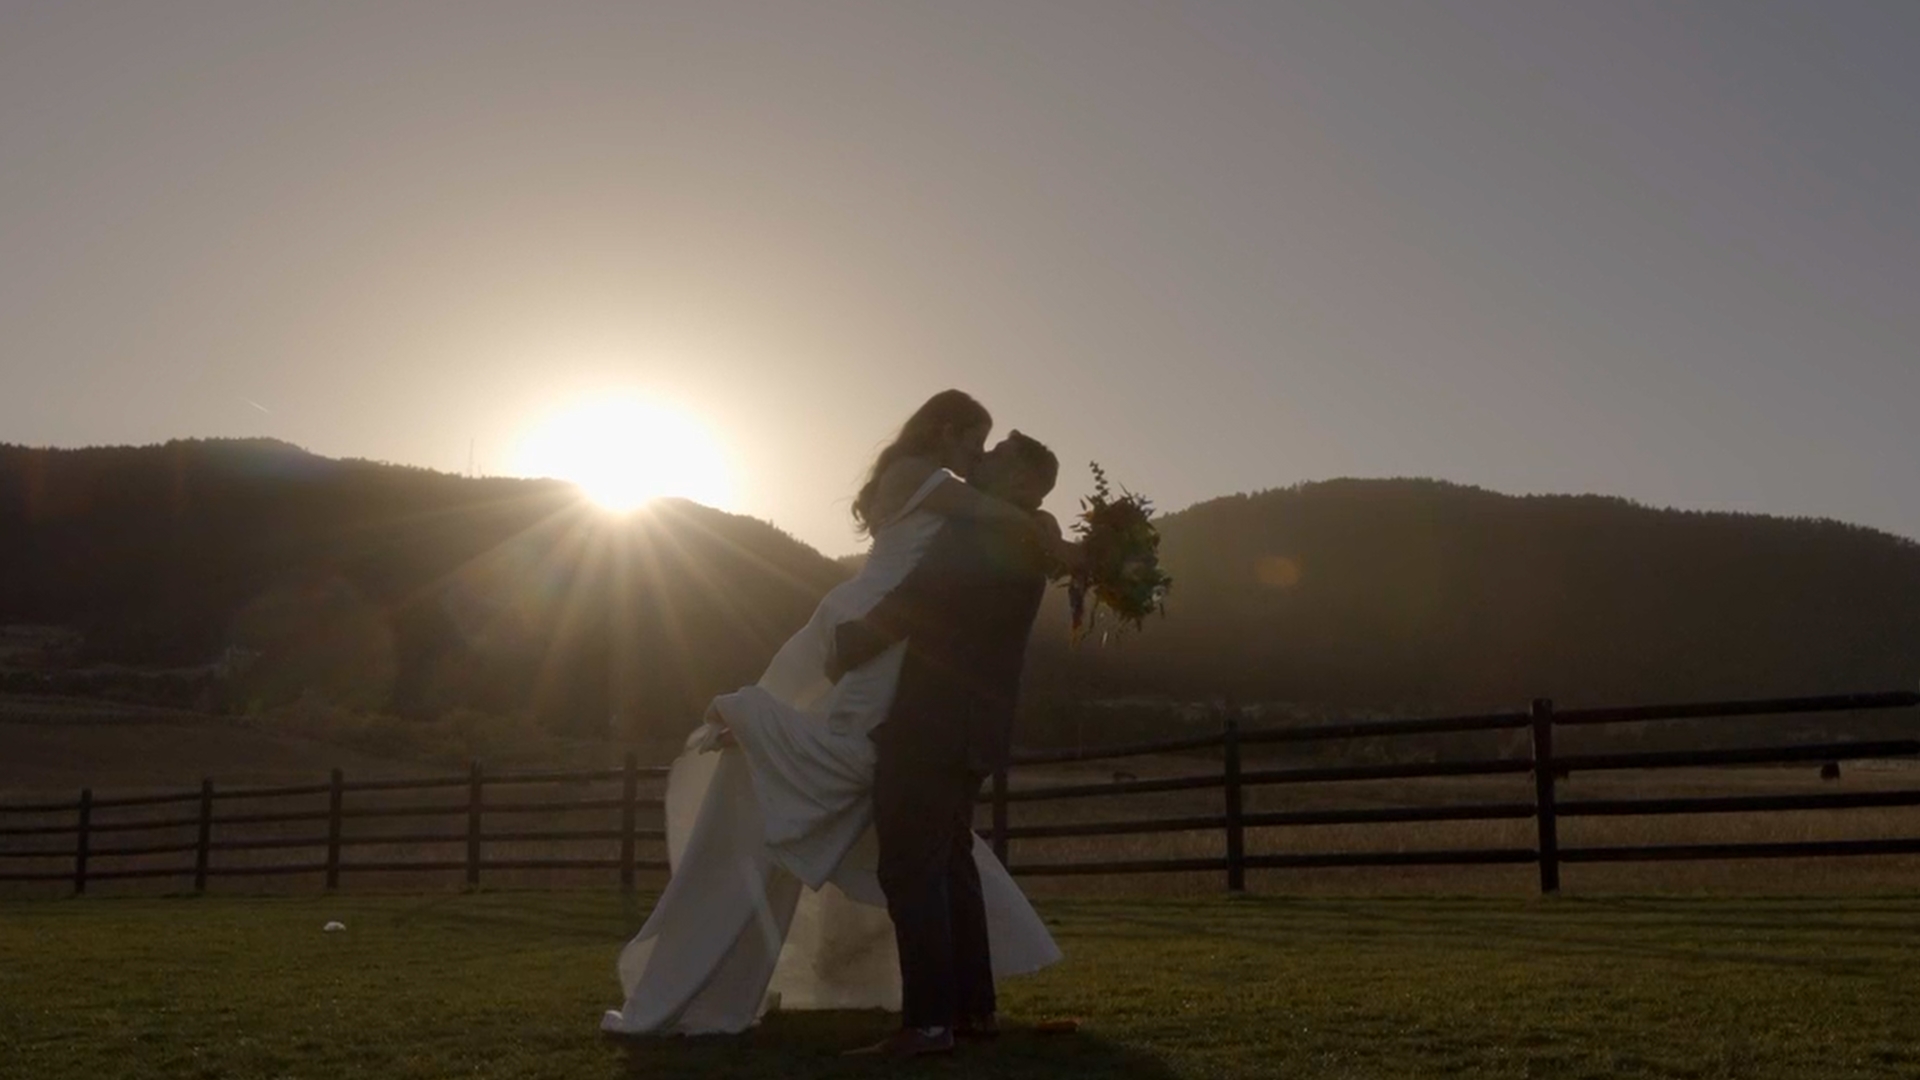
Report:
828,432,1062,1058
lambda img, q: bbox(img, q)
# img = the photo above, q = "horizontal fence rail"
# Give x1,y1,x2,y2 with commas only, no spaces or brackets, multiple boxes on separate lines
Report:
0,755,669,891
982,688,1920,891
4,689,1919,895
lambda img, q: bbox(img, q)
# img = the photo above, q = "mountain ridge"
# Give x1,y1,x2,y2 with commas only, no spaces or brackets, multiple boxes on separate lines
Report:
1031,476,1920,714
5,440,1917,742
0,438,846,737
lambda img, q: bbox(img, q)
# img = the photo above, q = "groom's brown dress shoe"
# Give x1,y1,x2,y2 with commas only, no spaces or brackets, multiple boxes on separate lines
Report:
841,1027,956,1058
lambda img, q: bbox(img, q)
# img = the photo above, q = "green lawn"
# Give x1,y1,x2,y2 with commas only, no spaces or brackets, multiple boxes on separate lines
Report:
5,891,1920,1079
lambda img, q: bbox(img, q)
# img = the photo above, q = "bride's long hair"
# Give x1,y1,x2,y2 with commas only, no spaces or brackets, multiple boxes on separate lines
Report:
851,389,992,535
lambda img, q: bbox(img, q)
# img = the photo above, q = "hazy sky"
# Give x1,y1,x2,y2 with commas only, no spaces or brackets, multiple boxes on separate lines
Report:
5,2,1917,554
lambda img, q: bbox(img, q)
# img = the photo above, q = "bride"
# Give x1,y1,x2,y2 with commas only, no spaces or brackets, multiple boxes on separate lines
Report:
602,390,1069,1036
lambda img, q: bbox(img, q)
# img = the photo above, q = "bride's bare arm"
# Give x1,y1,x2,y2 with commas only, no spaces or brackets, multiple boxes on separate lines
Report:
917,474,1039,527
872,456,1032,529
872,458,1081,567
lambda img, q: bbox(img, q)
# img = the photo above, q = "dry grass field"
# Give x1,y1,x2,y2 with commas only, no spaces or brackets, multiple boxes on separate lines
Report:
0,698,427,793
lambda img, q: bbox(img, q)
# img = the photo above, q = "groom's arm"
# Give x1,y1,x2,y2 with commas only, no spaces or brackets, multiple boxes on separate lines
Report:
827,523,986,680
828,619,896,682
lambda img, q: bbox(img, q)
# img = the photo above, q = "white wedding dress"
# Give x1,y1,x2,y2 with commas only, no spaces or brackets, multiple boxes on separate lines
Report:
601,469,1062,1036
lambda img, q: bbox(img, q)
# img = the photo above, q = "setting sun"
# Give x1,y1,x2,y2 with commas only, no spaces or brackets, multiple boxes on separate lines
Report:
511,394,735,512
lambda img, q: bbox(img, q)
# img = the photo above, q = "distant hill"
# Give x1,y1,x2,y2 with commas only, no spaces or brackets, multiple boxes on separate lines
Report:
0,440,847,737
1029,479,1920,715
7,446,1918,757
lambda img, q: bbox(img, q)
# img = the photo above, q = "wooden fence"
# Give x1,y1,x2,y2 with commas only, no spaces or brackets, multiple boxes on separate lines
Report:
0,759,672,894
4,688,1919,895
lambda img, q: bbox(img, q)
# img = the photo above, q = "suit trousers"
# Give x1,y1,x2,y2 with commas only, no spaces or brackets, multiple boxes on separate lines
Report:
872,745,994,1030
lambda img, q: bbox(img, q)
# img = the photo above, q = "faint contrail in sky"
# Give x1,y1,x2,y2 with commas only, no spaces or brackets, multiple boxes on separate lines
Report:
245,399,272,415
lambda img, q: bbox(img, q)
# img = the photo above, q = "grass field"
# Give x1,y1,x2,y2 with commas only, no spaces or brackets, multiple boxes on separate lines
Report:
6,891,1920,1079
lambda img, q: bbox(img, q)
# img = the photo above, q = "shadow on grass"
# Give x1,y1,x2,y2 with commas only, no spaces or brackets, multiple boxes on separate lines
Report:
608,1011,1176,1080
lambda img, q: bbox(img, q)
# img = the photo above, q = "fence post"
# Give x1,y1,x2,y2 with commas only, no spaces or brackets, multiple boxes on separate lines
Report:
1530,698,1561,894
73,788,92,896
325,768,344,891
619,752,638,893
990,770,1009,865
466,760,483,889
193,779,214,893
1224,707,1246,893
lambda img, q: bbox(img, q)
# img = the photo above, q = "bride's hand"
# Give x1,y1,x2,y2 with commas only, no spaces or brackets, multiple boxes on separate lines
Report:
1051,535,1087,575
697,701,736,751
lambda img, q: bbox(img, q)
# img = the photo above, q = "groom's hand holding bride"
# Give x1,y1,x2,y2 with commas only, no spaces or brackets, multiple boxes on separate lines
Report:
825,618,894,684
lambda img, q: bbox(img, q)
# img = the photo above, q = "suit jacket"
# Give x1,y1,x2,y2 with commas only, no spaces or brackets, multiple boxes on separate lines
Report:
834,516,1049,773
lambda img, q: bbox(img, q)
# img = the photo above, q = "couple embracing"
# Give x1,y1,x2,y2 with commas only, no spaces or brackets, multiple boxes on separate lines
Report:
602,390,1079,1057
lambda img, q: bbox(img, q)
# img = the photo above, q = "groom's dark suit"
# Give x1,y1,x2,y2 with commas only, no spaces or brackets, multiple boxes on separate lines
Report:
833,516,1049,1031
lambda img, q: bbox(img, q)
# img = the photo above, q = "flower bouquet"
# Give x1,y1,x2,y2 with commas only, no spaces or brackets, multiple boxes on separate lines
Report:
1062,462,1172,643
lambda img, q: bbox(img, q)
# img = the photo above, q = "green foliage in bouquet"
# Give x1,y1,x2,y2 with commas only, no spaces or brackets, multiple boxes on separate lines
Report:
1065,462,1173,643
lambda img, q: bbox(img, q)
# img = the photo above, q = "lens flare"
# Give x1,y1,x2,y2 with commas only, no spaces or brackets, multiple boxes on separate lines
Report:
511,394,735,512
1255,555,1303,588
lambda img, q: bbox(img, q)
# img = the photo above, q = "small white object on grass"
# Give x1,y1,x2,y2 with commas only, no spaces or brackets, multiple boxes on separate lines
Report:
323,921,346,932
